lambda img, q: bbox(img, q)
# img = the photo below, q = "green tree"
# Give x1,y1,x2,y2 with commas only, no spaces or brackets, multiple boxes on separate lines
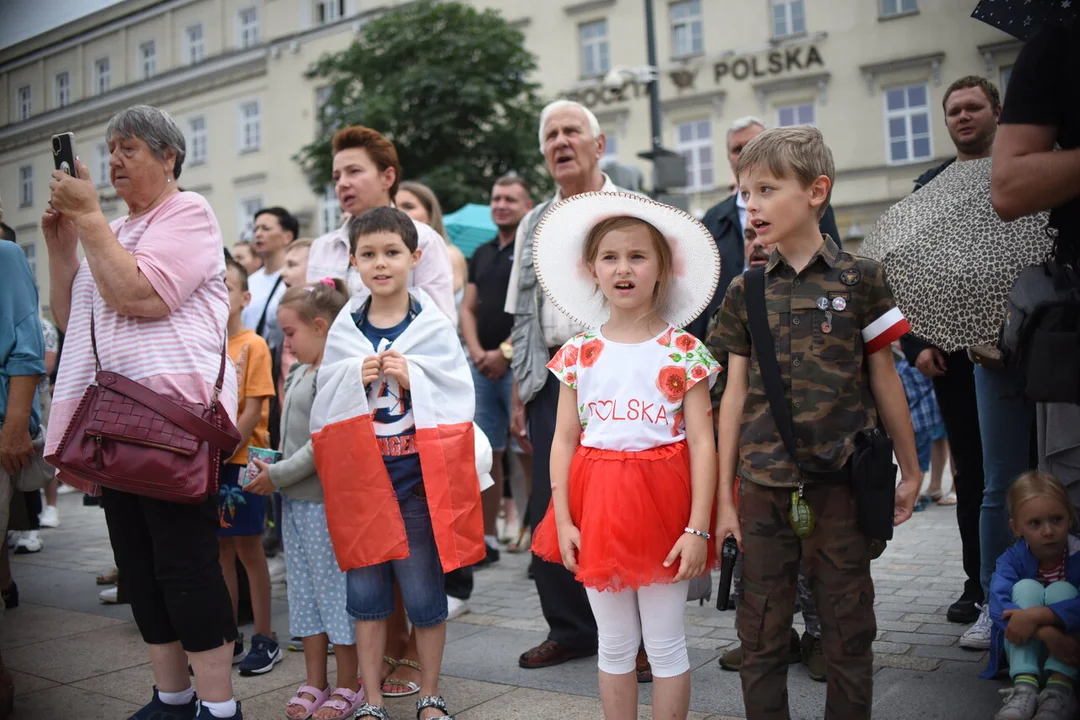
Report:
294,0,552,212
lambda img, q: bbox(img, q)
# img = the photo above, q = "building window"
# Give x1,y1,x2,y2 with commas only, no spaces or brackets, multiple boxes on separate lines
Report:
238,196,264,241
880,0,918,17
771,0,806,38
885,84,932,164
139,40,156,79
238,7,259,48
19,166,33,207
579,20,610,77
186,24,205,64
316,0,345,25
188,116,208,165
603,133,618,158
238,101,261,152
670,0,703,58
676,119,714,191
55,72,71,108
95,57,111,94
16,86,31,121
320,184,342,235
96,143,111,187
777,102,815,127
1001,65,1013,100
21,243,36,280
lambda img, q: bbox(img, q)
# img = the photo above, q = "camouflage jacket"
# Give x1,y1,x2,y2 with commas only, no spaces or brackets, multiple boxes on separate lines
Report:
706,236,910,487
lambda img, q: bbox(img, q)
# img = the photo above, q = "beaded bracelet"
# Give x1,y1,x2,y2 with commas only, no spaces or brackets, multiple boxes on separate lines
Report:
684,527,711,540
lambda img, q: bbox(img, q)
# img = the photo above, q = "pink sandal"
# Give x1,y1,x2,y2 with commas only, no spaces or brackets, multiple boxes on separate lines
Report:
285,685,331,720
311,687,365,720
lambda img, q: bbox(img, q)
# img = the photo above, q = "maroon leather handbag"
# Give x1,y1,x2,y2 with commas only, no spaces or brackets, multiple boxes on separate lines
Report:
50,314,242,503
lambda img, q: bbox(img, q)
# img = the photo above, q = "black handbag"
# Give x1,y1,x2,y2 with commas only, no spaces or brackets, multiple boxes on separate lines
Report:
745,267,896,541
999,260,1080,404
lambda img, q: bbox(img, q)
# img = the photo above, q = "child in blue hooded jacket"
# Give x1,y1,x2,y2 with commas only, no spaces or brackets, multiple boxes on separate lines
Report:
984,471,1080,720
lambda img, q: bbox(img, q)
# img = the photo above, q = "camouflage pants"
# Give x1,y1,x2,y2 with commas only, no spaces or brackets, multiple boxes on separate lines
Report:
738,481,876,720
732,555,820,638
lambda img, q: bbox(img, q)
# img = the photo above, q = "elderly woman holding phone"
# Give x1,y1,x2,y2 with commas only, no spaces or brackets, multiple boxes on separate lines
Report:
43,105,243,720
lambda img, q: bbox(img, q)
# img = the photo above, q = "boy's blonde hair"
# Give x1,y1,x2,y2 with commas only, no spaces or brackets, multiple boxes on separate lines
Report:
1008,470,1076,529
735,126,835,218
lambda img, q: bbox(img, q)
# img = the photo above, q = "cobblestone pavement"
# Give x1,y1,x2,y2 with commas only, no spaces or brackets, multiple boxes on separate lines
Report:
3,485,1007,719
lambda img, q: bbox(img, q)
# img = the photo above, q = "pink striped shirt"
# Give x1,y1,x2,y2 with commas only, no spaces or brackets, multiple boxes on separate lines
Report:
45,192,238,493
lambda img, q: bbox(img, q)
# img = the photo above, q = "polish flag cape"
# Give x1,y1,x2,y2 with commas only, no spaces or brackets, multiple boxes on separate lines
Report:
310,289,485,573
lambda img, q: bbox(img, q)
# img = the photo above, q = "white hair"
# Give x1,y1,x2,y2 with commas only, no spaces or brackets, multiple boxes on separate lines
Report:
538,99,602,152
727,115,767,140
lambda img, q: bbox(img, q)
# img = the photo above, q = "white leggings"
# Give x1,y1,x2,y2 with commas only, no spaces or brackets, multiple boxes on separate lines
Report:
585,581,690,678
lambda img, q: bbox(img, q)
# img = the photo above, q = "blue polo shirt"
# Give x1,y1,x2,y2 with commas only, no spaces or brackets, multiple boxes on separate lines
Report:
0,242,44,435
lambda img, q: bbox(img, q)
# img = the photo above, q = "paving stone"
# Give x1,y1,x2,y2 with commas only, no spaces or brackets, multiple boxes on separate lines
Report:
871,641,911,655
872,653,941,672
874,620,922,633
0,603,127,650
881,631,958,647
916,622,969,637
13,684,140,718
911,645,989,662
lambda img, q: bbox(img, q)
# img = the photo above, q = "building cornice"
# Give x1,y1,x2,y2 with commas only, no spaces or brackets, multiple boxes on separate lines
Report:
859,52,945,95
563,0,616,17
977,39,1023,77
660,90,726,118
752,71,831,108
0,47,267,152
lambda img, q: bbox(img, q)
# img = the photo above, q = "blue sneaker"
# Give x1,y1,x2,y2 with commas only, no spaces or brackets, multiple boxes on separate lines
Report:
193,700,242,719
129,687,197,720
237,634,281,676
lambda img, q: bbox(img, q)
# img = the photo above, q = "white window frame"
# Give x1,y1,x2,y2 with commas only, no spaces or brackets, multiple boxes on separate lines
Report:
675,119,714,192
94,57,111,94
54,72,71,108
19,165,33,207
238,7,259,48
96,142,111,188
777,102,816,127
16,86,31,121
770,0,806,39
238,196,265,241
670,0,703,58
20,243,37,281
319,184,342,235
1001,66,1014,101
603,132,618,159
315,0,345,25
579,19,610,78
186,23,205,65
238,100,262,153
884,83,933,165
139,40,157,79
188,115,208,166
880,0,918,17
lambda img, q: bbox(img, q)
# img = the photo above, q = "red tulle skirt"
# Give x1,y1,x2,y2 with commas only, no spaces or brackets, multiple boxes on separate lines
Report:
532,441,717,592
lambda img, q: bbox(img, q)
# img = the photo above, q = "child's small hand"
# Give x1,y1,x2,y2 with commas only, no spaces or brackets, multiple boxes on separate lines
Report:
244,460,275,496
666,532,707,581
714,505,742,553
380,350,409,390
1004,607,1041,645
557,522,581,573
362,355,382,386
1042,627,1080,665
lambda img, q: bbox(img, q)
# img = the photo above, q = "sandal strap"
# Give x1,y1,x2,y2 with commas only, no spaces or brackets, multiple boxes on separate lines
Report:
286,686,328,711
383,656,400,669
416,695,452,718
355,703,391,720
320,687,361,711
397,658,422,672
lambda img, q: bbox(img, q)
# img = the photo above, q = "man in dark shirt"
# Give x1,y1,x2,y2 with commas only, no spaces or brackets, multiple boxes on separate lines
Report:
460,175,534,572
993,21,1080,522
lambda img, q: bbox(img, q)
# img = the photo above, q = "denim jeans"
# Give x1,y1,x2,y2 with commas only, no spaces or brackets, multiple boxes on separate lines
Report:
975,365,1035,596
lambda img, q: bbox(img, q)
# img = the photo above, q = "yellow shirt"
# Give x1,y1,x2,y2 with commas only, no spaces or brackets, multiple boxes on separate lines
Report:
226,328,275,465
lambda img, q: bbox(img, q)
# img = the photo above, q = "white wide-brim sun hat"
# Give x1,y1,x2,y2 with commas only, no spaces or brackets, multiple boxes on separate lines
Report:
532,192,721,329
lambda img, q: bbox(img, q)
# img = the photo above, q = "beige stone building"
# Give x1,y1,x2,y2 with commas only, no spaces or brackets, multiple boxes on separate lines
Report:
1,0,1018,301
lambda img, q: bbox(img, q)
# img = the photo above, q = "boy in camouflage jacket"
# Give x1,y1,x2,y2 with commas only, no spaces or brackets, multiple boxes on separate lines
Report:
709,126,921,720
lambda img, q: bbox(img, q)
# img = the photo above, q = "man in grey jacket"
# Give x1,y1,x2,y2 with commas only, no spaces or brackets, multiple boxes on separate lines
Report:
505,100,624,670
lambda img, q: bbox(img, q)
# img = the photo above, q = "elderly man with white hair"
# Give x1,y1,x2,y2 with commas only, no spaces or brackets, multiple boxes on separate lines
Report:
688,116,840,340
505,99,639,672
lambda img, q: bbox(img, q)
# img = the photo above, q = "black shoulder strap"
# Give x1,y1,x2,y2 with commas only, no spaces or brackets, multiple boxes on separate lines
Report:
256,274,285,337
745,268,801,469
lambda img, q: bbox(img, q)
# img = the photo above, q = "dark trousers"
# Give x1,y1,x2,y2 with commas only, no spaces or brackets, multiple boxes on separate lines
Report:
525,371,597,651
101,488,237,653
932,350,984,601
738,482,875,720
445,566,473,601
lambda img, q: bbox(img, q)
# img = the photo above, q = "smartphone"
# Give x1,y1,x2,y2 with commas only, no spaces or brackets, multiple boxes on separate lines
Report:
51,132,77,177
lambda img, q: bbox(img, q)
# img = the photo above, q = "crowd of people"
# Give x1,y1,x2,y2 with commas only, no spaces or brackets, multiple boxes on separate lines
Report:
0,14,1078,720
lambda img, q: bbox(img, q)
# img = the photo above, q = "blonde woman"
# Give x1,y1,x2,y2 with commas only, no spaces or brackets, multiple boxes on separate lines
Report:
396,182,468,305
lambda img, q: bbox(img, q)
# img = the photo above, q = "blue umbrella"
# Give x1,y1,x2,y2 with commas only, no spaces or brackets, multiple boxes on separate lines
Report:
444,204,497,259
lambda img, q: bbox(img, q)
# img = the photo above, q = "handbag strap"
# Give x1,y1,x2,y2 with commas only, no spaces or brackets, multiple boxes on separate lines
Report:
97,370,240,451
255,274,284,337
745,267,848,484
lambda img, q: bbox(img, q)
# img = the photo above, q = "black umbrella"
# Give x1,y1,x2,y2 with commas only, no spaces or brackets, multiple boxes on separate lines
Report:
972,0,1076,41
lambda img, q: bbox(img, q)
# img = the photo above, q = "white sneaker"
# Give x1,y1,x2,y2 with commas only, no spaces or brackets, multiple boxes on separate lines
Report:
1033,684,1079,720
39,505,59,528
446,595,470,620
56,483,77,495
14,530,42,554
960,603,993,650
99,586,119,604
996,683,1038,720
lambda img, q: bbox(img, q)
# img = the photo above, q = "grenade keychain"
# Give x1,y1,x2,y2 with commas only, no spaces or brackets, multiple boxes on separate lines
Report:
789,483,815,537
